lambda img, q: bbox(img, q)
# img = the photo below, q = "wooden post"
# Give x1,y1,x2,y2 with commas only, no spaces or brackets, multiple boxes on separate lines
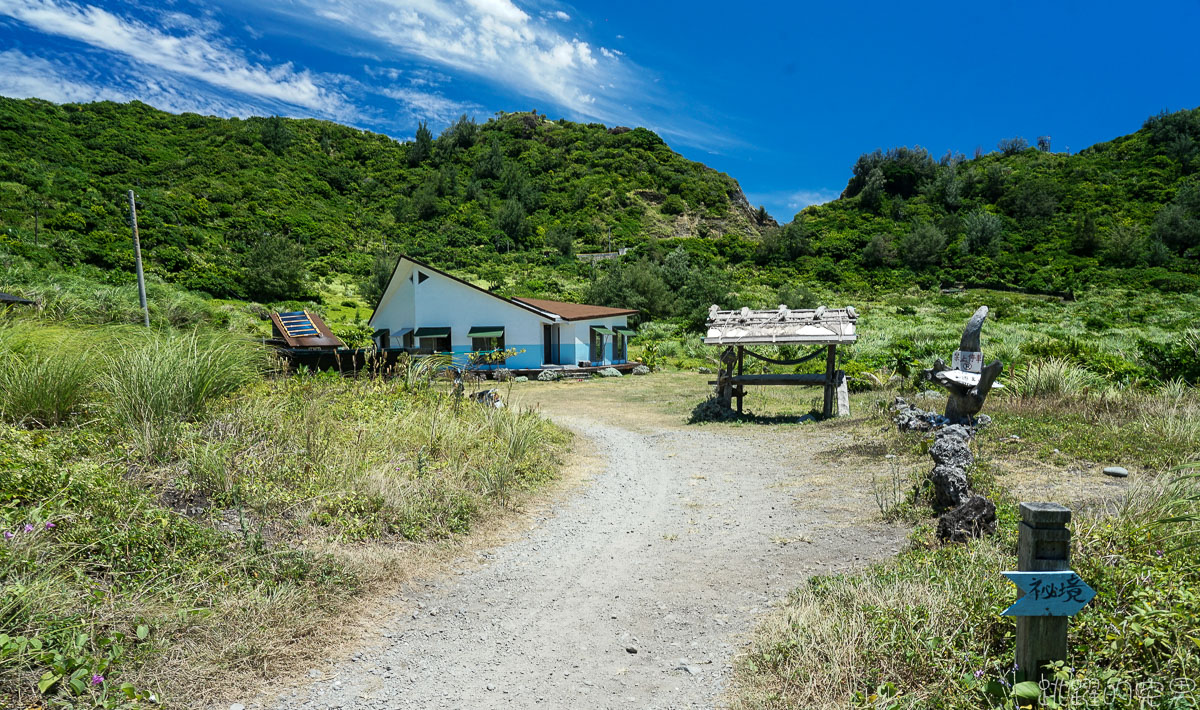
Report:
127,190,150,327
736,345,745,414
821,344,836,418
718,346,735,409
1016,502,1072,683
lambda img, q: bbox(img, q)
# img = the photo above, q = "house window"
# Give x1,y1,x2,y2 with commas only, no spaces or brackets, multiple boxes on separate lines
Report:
614,333,626,361
590,326,612,362
471,335,505,352
414,327,451,353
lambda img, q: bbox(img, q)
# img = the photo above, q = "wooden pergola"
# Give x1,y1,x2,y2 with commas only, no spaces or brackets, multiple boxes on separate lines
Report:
703,304,859,418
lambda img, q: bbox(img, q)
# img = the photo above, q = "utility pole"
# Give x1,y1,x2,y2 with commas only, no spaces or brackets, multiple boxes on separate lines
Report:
127,190,150,327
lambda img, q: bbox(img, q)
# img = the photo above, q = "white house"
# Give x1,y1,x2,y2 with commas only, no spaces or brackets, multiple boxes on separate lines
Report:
368,256,638,371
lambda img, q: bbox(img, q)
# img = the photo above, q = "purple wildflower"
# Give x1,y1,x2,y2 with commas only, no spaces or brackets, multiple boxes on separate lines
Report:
90,674,104,686
974,669,985,679
23,524,33,533
45,521,55,529
3,531,12,540
1156,549,1164,557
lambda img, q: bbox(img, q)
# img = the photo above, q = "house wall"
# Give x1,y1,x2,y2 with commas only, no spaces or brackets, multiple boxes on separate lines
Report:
370,259,632,370
370,261,549,369
562,316,630,366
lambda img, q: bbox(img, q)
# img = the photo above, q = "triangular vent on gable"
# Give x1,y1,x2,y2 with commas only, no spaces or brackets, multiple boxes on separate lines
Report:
417,271,429,284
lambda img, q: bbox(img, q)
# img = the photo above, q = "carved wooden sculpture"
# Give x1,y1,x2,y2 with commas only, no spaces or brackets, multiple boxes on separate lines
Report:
924,306,1003,424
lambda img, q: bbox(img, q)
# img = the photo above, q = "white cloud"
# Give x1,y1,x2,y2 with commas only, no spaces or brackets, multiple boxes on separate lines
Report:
0,0,351,116
0,48,268,116
381,86,476,123
281,0,631,121
783,188,840,209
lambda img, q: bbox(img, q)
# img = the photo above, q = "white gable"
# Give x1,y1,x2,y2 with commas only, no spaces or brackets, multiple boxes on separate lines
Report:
369,259,552,347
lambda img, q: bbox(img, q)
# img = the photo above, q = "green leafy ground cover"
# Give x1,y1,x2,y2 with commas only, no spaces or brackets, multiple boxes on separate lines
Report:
0,318,567,708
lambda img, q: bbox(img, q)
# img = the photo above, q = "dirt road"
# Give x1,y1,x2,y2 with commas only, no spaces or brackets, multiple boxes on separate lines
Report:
266,388,904,709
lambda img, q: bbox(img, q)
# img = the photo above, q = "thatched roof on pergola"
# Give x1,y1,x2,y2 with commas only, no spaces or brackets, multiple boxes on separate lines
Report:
703,305,858,346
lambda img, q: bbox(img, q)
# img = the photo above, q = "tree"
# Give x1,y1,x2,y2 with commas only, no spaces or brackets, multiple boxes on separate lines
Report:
360,251,395,304
1101,223,1149,267
260,116,291,155
1037,136,1052,152
862,233,897,266
547,225,574,260
411,181,439,220
243,232,307,301
755,205,769,225
1151,180,1200,255
496,199,528,243
859,167,885,212
997,137,1028,156
408,121,433,166
897,223,945,269
1071,212,1100,256
963,210,1003,256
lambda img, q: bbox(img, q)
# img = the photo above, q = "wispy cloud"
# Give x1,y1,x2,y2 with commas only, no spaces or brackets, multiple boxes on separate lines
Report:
280,0,629,122
0,0,351,116
381,86,477,123
0,48,269,116
745,187,841,222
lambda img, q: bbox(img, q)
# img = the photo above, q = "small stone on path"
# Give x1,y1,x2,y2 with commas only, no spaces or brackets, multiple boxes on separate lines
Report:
626,646,638,654
1103,466,1129,478
229,704,245,710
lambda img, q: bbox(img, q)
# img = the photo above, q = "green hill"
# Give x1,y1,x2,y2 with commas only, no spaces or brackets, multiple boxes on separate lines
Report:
780,108,1200,295
2,96,1199,326
0,97,768,304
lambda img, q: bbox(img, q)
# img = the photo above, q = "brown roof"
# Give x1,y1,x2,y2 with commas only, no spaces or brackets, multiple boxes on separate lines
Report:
513,297,638,321
268,311,345,349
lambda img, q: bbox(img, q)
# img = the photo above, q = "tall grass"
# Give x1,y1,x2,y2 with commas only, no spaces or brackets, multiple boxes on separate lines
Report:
103,331,268,460
1005,357,1106,397
0,322,94,427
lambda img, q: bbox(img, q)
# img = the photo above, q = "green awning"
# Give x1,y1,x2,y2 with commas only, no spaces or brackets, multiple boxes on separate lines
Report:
414,327,450,338
591,326,614,335
468,326,505,338
615,326,636,336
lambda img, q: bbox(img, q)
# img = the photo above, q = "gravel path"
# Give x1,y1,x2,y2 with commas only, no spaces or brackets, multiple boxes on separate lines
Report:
266,415,903,710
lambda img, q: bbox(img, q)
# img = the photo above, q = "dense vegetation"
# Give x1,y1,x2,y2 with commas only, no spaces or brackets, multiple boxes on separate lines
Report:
793,110,1200,295
0,97,764,305
4,97,1199,332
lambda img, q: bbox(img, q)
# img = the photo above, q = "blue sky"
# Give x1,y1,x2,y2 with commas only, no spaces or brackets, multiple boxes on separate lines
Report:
1,0,1198,222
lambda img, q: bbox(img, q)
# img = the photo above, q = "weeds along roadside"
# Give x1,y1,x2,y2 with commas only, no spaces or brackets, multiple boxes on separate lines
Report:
731,385,1200,709
0,319,568,708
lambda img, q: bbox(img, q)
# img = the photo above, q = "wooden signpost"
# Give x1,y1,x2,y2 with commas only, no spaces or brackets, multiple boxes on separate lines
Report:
1002,502,1095,683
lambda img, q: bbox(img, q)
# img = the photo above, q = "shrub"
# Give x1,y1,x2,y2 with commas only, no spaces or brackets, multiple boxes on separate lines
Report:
962,210,1003,256
536,369,559,381
1139,330,1200,384
598,367,621,378
862,234,897,266
997,136,1028,155
897,223,946,269
660,195,686,215
632,365,650,375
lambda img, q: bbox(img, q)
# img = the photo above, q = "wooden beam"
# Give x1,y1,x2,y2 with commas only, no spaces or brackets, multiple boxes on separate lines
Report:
727,373,827,386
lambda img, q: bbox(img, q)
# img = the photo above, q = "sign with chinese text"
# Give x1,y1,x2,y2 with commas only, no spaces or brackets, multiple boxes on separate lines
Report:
1001,570,1096,617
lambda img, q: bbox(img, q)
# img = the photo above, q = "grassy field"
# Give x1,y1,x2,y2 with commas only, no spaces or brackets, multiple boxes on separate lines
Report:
0,318,568,709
